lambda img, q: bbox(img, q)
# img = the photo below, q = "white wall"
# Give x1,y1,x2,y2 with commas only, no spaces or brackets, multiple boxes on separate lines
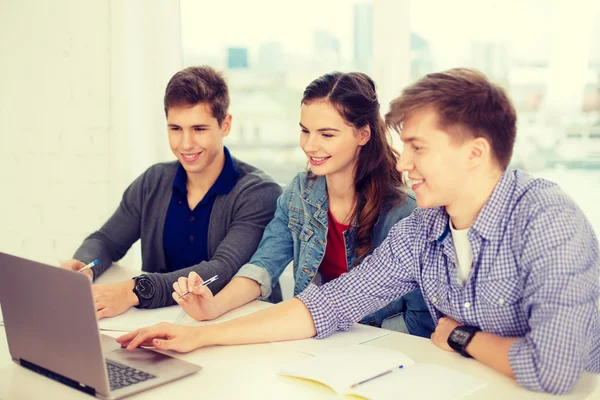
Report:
0,0,181,266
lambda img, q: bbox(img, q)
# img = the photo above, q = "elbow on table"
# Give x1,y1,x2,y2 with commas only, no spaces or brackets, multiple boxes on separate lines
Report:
521,363,583,395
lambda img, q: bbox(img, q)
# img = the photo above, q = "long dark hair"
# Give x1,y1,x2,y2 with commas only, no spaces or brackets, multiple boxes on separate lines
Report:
302,72,405,261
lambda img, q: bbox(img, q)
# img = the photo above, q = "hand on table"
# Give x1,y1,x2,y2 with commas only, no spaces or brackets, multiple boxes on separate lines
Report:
116,322,205,353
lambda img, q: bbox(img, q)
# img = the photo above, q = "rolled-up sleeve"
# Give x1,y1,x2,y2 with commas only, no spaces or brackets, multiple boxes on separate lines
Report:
509,205,600,394
297,216,420,338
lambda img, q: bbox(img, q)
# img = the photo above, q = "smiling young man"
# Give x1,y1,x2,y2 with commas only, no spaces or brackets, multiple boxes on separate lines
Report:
117,68,599,395
60,66,282,318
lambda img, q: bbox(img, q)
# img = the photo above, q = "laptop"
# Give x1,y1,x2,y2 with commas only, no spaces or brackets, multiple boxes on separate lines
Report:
0,252,201,399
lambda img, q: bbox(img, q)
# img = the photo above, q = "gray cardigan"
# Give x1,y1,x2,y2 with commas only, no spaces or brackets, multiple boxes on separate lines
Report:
73,158,282,309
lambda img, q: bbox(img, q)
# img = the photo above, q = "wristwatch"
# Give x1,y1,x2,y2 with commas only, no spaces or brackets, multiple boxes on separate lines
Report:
447,325,480,358
132,275,155,309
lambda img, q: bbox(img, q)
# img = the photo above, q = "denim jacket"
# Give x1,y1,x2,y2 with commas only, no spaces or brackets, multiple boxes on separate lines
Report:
235,172,435,337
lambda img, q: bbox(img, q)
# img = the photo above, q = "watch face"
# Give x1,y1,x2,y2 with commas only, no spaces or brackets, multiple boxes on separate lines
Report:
450,328,470,346
135,278,155,300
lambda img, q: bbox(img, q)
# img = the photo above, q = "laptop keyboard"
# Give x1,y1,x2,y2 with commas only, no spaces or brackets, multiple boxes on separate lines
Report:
106,360,156,391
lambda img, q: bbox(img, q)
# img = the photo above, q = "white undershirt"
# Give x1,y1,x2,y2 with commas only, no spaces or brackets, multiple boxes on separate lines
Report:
449,221,473,286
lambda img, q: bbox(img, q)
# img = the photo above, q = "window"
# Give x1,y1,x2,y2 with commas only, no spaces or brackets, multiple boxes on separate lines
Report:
181,0,600,234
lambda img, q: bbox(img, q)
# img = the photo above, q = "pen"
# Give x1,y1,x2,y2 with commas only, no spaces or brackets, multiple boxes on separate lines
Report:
79,259,98,272
350,365,403,388
178,275,219,299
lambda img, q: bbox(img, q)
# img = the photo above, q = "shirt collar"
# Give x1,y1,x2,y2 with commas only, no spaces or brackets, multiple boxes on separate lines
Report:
301,174,328,208
469,169,515,241
172,146,240,196
426,169,515,242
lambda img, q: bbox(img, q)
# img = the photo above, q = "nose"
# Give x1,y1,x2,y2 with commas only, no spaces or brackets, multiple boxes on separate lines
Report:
302,132,319,153
396,149,414,174
181,129,193,150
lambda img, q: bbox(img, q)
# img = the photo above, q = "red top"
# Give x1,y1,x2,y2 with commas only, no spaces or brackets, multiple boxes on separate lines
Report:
319,210,351,282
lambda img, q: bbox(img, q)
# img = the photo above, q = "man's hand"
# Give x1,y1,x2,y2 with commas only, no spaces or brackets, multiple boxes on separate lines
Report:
116,322,206,353
430,316,461,352
60,259,93,282
171,271,220,321
93,280,139,319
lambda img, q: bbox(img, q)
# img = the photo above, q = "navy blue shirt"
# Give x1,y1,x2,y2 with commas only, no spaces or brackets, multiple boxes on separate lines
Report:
163,147,240,271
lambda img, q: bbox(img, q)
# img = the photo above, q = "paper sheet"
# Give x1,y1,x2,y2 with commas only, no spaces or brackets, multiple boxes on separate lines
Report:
98,300,273,332
98,305,187,331
350,363,487,400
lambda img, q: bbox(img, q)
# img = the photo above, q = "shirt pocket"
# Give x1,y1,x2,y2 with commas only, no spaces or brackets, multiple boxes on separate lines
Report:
298,226,314,256
477,276,525,335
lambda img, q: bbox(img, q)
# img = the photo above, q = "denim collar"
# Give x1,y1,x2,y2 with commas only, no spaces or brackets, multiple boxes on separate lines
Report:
300,174,367,229
300,174,328,208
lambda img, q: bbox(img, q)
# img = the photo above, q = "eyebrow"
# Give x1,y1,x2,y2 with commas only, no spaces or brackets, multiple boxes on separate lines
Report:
299,122,340,132
168,124,211,128
400,136,425,143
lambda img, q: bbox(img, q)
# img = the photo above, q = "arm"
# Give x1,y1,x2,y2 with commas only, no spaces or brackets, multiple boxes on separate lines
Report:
117,298,316,352
505,205,599,394
143,178,283,309
71,170,147,279
431,316,517,378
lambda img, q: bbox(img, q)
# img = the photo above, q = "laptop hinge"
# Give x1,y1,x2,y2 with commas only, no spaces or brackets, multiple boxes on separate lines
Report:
20,358,97,397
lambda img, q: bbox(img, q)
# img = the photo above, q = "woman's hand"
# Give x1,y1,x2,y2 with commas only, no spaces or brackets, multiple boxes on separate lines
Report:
172,271,221,321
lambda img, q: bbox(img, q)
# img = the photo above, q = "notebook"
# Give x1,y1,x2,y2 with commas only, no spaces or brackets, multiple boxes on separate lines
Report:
279,344,486,400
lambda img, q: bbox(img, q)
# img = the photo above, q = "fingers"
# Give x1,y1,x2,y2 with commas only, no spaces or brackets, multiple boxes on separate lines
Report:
173,277,189,297
60,259,85,271
117,329,143,345
187,271,203,290
82,269,94,281
125,323,171,351
191,282,211,297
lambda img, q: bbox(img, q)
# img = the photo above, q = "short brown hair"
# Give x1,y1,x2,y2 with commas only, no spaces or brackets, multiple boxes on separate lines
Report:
385,68,517,169
164,66,230,125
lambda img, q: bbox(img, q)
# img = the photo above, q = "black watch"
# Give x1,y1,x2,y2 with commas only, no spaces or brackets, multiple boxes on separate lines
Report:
132,275,155,309
447,325,480,358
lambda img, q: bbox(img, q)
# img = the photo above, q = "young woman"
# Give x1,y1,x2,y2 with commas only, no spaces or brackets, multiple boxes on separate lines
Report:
170,72,433,336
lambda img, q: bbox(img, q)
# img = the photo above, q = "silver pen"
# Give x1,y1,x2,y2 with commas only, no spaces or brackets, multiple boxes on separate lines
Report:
178,274,219,299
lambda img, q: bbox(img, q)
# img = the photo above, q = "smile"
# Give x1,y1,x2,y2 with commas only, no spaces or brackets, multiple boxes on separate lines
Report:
181,152,202,162
309,156,331,166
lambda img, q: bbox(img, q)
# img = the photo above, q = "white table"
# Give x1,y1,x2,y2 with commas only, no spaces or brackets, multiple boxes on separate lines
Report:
1,264,598,399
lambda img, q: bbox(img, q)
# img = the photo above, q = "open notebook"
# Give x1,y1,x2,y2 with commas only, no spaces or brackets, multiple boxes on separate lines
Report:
279,344,486,400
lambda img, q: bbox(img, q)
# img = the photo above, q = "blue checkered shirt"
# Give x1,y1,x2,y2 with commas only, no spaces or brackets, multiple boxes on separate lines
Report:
297,169,600,394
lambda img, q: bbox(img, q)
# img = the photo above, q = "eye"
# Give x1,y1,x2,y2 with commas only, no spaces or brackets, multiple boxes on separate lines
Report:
169,126,181,131
412,144,422,151
194,127,207,132
322,133,334,138
300,129,309,134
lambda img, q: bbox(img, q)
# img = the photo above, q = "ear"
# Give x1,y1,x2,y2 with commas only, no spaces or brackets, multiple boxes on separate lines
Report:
467,136,490,167
357,125,371,146
220,114,232,137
